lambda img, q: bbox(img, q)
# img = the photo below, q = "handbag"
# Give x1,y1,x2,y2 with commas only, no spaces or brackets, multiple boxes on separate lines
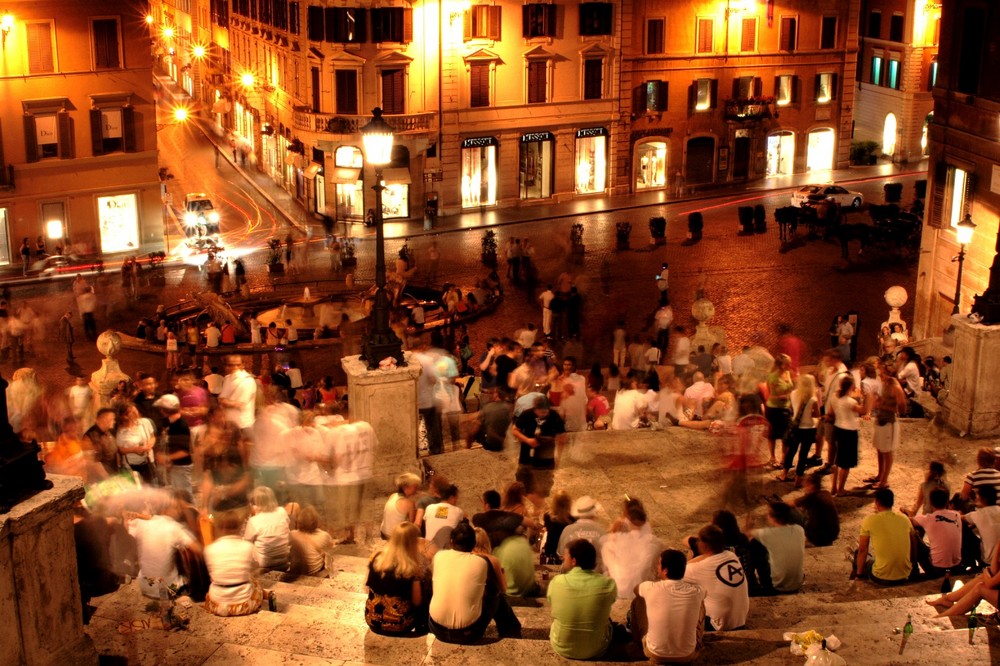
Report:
784,400,807,444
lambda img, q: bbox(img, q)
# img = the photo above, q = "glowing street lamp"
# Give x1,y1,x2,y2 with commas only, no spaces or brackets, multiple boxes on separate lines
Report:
240,72,255,88
192,44,206,59
359,107,404,369
1,12,13,47
145,14,154,25
173,106,189,122
162,26,174,38
952,214,977,314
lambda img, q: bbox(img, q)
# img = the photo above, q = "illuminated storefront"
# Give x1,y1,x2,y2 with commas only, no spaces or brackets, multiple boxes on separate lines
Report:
635,140,667,190
0,209,9,266
233,101,256,153
461,137,498,208
96,193,140,254
334,146,364,220
575,127,607,194
766,131,795,177
519,132,554,199
806,128,835,172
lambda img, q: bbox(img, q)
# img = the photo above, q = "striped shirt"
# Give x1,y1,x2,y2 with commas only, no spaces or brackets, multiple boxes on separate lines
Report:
964,468,1000,494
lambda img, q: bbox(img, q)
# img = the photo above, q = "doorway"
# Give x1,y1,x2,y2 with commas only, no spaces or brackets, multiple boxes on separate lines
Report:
685,137,715,185
766,132,795,176
806,128,835,172
733,137,751,179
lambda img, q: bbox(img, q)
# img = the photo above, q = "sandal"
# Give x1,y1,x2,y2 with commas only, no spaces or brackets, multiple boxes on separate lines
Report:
775,474,793,483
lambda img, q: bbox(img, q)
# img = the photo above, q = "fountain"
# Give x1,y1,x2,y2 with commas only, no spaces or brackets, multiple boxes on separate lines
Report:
256,287,367,338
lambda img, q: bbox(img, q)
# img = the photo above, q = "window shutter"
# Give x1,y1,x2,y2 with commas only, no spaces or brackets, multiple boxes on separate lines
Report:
90,109,104,156
633,85,647,114
753,77,762,97
522,5,530,36
655,81,668,111
470,62,490,107
57,111,73,159
788,18,797,51
463,10,472,40
122,106,136,153
814,74,821,100
831,73,839,99
710,79,718,108
488,6,501,40
963,173,977,216
0,121,6,186
325,8,337,42
354,9,368,43
732,79,741,98
774,76,780,96
27,23,54,74
688,81,697,112
791,75,800,103
546,4,556,37
402,8,413,42
307,6,324,40
929,161,946,228
741,17,755,51
23,115,38,163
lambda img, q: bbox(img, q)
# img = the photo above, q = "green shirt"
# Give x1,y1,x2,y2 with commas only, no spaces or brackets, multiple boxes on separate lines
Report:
547,567,617,660
494,535,537,597
766,371,794,408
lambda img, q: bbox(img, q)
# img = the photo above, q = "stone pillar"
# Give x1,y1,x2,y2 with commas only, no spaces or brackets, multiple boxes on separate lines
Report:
341,354,421,492
941,315,1000,436
0,475,98,666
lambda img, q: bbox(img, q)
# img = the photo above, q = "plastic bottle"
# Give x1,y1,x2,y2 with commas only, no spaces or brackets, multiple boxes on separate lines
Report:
158,580,173,628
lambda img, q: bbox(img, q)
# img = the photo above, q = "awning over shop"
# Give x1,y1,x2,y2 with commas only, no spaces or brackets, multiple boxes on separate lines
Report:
381,167,411,185
330,167,361,184
304,163,323,179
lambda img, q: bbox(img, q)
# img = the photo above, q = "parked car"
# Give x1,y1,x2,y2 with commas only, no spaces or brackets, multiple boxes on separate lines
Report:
183,193,221,236
790,184,863,209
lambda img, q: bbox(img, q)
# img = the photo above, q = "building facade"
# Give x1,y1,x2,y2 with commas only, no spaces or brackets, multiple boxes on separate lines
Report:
852,0,939,164
147,0,864,222
0,1,162,263
913,0,1000,339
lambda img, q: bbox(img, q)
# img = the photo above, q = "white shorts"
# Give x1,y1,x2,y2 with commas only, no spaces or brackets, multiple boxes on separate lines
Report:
872,420,900,453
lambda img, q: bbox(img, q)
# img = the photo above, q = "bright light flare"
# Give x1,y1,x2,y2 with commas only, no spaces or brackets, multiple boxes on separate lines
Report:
173,106,189,122
192,44,206,58
2,13,14,33
162,26,173,38
144,14,154,25
240,72,255,87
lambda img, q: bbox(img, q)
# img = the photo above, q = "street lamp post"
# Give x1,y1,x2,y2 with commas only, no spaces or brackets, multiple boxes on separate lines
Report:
360,108,405,369
952,213,977,315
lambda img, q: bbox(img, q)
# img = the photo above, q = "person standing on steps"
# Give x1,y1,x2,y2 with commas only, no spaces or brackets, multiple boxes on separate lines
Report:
59,310,75,364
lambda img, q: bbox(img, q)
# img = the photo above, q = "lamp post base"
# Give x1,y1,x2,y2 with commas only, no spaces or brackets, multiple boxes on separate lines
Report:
361,331,406,370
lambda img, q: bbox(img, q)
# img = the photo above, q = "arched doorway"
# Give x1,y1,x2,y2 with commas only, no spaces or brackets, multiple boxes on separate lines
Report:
766,131,795,176
806,128,835,172
685,136,715,185
882,113,897,158
635,139,668,190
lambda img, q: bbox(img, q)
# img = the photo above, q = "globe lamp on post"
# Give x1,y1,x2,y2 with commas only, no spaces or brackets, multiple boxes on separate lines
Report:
952,214,976,315
359,107,405,369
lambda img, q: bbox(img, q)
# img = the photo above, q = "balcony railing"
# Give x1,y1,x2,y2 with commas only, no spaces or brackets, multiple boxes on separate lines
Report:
293,110,435,135
723,97,774,121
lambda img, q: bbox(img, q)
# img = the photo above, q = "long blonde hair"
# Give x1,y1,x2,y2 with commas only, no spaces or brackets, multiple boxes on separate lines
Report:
793,374,817,406
473,527,492,555
372,522,423,579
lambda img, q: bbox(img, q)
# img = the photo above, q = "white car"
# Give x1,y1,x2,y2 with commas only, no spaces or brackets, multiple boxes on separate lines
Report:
183,193,221,236
790,184,863,209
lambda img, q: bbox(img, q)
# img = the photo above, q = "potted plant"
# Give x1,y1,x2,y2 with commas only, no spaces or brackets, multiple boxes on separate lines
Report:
341,237,357,268
649,216,667,245
267,238,284,273
688,212,704,241
480,230,498,266
570,224,585,253
615,221,632,250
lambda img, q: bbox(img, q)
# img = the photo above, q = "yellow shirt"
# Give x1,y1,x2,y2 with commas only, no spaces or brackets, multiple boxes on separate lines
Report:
860,510,913,581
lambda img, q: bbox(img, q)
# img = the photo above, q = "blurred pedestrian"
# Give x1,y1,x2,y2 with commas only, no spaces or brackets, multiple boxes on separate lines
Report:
59,310,75,364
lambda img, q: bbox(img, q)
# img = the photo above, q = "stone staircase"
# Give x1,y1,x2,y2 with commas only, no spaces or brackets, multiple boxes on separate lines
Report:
86,425,1000,664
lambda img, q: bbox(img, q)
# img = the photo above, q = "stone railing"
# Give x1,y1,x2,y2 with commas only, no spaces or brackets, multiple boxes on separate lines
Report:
292,110,436,135
723,97,774,121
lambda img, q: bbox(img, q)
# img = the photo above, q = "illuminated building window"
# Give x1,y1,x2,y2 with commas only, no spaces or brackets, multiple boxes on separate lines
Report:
886,59,900,90
575,128,607,194
461,137,498,208
92,19,121,70
645,18,664,54
821,16,837,50
579,3,613,36
519,132,554,199
334,146,364,219
928,60,938,90
779,16,797,52
871,56,883,85
774,75,796,106
26,22,55,74
889,14,903,42
469,62,491,108
868,11,881,39
23,109,72,162
335,70,358,114
814,72,836,104
527,60,548,103
371,7,412,43
380,69,405,114
944,166,972,229
523,4,556,38
635,141,667,191
97,194,140,254
41,201,67,242
382,146,410,219
289,2,300,35
465,5,502,41
733,76,761,99
327,8,367,44
696,17,714,54
740,17,756,53
583,59,603,100
633,80,667,114
0,209,10,265
690,78,716,112
89,106,136,155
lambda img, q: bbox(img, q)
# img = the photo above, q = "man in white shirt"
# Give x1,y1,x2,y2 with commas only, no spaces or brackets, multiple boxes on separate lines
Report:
218,355,258,439
611,373,647,430
632,548,706,663
671,326,691,378
411,335,442,454
683,372,716,418
538,286,555,336
515,323,538,350
750,502,805,594
429,523,521,642
127,499,198,599
656,262,670,304
204,322,222,348
654,303,673,357
817,349,849,469
322,415,376,544
963,484,1000,569
424,484,466,549
908,488,962,577
556,356,588,432
684,525,749,631
731,346,754,379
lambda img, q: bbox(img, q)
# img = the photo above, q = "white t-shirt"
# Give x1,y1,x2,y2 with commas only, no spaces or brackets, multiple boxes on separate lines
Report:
250,402,297,468
683,382,716,417
244,507,290,568
655,307,673,330
716,355,733,375
913,509,962,568
205,326,221,347
790,394,818,429
645,346,662,366
411,351,438,409
128,515,196,598
753,524,806,592
683,551,749,630
611,389,647,430
601,524,662,600
287,426,327,486
424,502,466,548
966,505,1000,562
326,420,376,485
898,361,921,395
219,370,257,428
430,550,488,629
832,395,860,430
637,579,706,659
68,385,93,419
205,535,256,605
559,374,588,433
672,337,691,366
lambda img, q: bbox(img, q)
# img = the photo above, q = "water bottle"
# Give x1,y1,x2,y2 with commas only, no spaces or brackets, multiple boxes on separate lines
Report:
940,571,952,595
158,580,173,628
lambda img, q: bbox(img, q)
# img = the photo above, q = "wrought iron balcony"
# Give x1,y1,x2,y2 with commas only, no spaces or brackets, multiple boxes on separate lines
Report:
292,110,435,135
723,97,774,121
